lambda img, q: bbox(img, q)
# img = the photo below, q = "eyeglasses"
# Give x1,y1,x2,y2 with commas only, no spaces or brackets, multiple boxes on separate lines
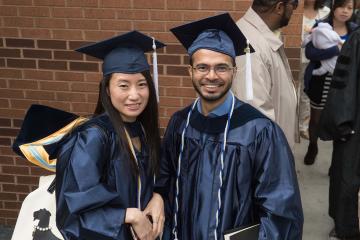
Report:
191,64,236,75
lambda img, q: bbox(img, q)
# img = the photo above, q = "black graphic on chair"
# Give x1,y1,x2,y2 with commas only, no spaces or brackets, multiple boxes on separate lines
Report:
32,208,61,240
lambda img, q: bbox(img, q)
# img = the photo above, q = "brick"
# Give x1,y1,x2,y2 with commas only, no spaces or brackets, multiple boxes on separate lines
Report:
70,61,99,72
55,71,84,81
3,17,34,28
69,40,93,50
16,176,39,185
0,99,10,108
3,184,30,192
38,39,66,49
0,119,11,127
150,32,176,43
21,28,51,39
25,90,55,100
11,99,40,109
39,81,69,91
84,30,117,41
165,44,186,54
35,18,66,29
199,0,233,10
24,70,53,80
87,93,98,103
2,0,32,5
0,79,7,88
85,55,100,61
0,175,15,183
30,166,48,176
67,0,99,7
166,87,196,98
134,21,165,32
71,82,98,92
38,100,71,111
99,20,131,31
168,0,200,9
165,107,182,117
68,19,99,30
0,69,22,79
234,1,252,11
33,0,65,6
6,38,34,48
117,9,149,20
288,59,300,70
85,72,102,82
0,59,5,67
99,0,131,8
4,202,22,210
0,128,18,137
2,166,29,175
133,0,165,9
7,58,36,69
0,28,19,38
6,218,17,226
56,92,86,102
18,193,28,201
0,136,11,146
182,55,190,65
0,6,18,16
0,109,25,118
0,49,21,58
38,60,67,70
0,210,19,219
159,97,182,107
13,119,23,127
0,156,15,165
158,55,181,65
0,89,24,99
71,102,96,113
52,29,83,40
285,48,300,59
150,10,182,21
54,50,82,60
23,49,52,59
19,6,50,17
183,11,215,21
158,76,181,86
167,66,188,76
9,80,38,90
0,193,17,201
84,9,116,19
52,7,84,18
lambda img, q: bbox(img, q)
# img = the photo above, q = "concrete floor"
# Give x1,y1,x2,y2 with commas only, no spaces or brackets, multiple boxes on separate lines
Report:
0,139,335,240
295,139,334,240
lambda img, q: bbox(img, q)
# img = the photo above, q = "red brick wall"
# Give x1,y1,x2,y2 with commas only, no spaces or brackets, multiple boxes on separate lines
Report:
0,0,303,226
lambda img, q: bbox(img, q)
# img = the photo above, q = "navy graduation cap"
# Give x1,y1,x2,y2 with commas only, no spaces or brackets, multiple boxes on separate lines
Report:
75,30,166,76
170,12,253,59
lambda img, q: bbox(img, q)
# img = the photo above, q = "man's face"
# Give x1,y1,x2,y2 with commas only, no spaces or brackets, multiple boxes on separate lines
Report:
279,0,297,28
189,49,235,104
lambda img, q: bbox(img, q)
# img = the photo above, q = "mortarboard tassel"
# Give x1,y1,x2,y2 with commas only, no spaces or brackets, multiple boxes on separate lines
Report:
245,39,253,101
152,37,160,102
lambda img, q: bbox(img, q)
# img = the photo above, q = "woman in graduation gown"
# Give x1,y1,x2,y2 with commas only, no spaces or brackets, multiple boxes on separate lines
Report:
55,31,165,240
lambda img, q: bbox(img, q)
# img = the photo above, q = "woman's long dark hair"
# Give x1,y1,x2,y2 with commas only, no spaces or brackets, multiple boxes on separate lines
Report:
94,70,160,176
313,0,326,10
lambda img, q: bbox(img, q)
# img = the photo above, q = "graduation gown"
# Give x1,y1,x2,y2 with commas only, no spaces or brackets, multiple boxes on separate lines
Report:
319,27,360,238
55,114,154,240
155,99,303,240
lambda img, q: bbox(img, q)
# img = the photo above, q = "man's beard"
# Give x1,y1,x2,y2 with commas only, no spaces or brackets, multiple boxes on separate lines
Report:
191,77,232,102
279,11,291,28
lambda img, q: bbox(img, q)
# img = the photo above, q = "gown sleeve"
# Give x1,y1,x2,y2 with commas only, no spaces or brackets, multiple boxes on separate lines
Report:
319,30,360,141
251,123,303,240
56,127,126,240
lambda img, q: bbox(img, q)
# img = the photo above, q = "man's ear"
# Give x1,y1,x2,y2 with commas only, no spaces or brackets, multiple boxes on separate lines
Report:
188,65,193,78
274,1,286,15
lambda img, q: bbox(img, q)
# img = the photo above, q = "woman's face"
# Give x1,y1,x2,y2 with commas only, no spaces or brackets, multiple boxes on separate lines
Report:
107,72,149,122
333,0,354,23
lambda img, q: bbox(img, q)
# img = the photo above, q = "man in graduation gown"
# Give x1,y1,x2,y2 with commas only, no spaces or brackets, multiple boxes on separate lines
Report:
153,13,303,240
319,26,360,239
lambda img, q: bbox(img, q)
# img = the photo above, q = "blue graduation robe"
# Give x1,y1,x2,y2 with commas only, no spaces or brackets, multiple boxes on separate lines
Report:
155,99,303,240
55,114,154,240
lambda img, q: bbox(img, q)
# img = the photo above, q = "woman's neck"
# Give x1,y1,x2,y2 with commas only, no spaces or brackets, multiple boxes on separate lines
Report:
333,19,348,36
303,3,317,19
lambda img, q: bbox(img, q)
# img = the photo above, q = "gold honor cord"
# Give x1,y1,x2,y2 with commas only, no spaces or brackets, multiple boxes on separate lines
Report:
19,117,88,172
